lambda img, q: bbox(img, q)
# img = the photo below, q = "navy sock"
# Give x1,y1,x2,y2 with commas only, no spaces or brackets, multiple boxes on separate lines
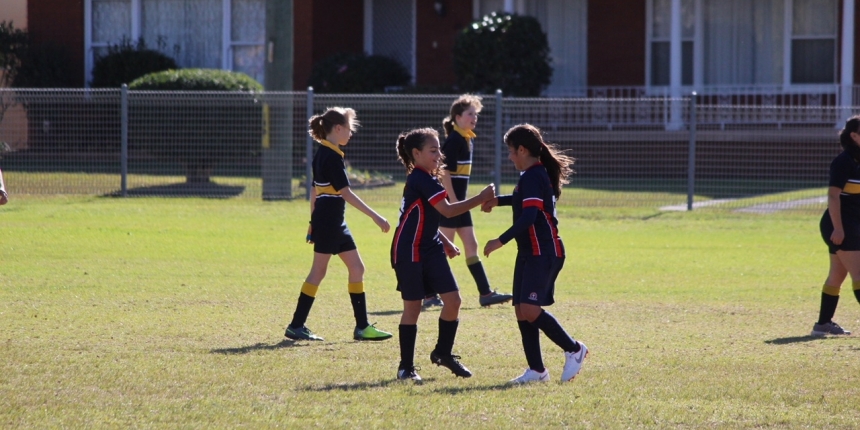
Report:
398,324,417,369
289,293,314,328
818,293,839,325
467,260,493,296
532,310,578,353
349,292,369,329
434,318,459,356
518,320,544,372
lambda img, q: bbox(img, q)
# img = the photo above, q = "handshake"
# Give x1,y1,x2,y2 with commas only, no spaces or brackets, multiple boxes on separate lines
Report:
479,184,498,213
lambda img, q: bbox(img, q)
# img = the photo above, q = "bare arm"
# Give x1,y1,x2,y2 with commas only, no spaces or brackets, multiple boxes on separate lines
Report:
432,184,494,219
0,167,7,205
828,186,844,245
341,186,390,232
439,170,459,203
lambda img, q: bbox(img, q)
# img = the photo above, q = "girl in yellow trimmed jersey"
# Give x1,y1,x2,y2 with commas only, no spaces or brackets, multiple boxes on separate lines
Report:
284,107,393,342
813,115,860,337
430,94,512,308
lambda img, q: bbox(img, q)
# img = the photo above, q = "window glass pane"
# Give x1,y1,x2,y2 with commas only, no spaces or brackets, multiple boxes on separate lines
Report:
233,45,265,84
232,0,265,42
703,0,783,85
652,0,694,39
793,0,836,36
523,0,587,94
142,0,222,68
791,39,835,83
93,0,131,43
478,0,505,16
651,41,692,86
372,0,414,76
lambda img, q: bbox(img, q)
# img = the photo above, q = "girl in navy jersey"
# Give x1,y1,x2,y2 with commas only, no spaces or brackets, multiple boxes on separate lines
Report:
392,128,495,381
482,123,587,384
812,115,860,337
284,107,393,342
426,94,512,308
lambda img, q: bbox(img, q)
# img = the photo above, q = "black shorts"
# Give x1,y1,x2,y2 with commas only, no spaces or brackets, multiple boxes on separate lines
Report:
820,211,860,254
312,221,357,255
439,210,473,229
394,246,459,301
512,254,564,306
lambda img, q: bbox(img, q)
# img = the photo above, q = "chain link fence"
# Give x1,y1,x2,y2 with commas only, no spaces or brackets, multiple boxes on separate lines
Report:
0,88,845,212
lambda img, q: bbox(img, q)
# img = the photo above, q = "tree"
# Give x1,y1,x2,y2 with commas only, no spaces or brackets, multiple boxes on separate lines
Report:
453,12,552,97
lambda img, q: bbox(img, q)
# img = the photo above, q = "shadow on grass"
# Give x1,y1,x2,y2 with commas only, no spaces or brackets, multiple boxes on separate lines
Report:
368,309,408,317
764,335,829,345
102,182,245,199
210,339,303,354
299,379,421,391
430,384,514,394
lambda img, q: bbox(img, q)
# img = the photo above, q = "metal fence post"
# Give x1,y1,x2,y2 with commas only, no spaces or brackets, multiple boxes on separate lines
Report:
494,89,503,192
305,87,314,200
121,84,128,197
687,91,697,211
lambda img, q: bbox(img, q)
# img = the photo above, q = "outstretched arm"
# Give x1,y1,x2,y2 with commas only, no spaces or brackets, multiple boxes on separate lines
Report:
433,184,494,219
484,206,539,257
341,186,390,232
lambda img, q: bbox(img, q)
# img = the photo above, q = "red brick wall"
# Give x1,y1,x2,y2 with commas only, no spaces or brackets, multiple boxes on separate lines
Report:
415,0,472,87
587,0,646,86
294,0,364,90
293,1,314,90
28,0,85,86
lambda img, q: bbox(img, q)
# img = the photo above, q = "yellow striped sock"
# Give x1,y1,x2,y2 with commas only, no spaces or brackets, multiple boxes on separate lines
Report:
823,284,841,296
348,282,364,294
853,280,860,291
301,282,319,298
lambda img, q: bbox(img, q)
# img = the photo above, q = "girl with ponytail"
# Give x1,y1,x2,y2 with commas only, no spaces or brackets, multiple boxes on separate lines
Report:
391,128,495,381
812,115,860,337
482,124,587,384
284,107,394,343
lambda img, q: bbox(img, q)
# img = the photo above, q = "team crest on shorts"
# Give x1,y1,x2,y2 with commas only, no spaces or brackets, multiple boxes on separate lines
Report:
528,292,538,301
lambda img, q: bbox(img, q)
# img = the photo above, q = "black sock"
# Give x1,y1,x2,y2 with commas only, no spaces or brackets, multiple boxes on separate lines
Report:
399,324,417,369
289,293,315,328
350,292,369,329
467,260,493,296
434,318,459,356
854,288,860,306
532,310,578,353
818,293,840,325
518,320,544,372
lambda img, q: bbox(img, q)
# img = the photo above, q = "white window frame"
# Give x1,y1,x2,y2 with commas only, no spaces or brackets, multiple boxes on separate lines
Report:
645,0,839,95
84,0,264,87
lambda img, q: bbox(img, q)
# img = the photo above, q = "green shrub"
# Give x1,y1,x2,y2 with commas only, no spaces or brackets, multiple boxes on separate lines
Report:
11,41,75,88
91,37,178,88
129,68,263,92
129,69,263,183
308,52,411,93
453,12,552,97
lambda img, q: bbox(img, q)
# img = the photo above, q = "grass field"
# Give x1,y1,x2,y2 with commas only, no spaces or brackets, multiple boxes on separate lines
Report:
2,194,859,428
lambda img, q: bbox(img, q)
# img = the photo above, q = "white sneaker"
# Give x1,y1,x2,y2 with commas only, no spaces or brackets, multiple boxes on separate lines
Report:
509,368,549,384
561,342,588,382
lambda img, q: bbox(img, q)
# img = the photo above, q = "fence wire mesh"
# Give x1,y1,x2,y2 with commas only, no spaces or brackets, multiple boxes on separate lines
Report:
0,88,846,213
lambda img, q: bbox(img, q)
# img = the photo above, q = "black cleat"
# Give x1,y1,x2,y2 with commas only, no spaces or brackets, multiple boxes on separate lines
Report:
430,350,472,378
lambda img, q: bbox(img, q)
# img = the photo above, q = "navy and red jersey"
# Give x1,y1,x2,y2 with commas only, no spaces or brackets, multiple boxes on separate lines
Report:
391,167,448,266
828,150,860,225
442,125,474,201
497,163,565,257
311,140,350,226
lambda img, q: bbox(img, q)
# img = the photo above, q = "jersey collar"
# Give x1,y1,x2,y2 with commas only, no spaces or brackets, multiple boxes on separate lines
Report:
319,139,344,157
453,124,476,139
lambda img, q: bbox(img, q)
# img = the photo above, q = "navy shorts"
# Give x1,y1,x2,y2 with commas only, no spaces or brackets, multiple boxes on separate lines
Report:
512,254,565,306
311,221,357,255
395,246,459,301
820,211,860,254
439,210,473,229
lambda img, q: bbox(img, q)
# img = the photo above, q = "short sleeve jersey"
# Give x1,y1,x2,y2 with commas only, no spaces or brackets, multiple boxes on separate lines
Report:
442,129,472,201
510,163,565,257
829,150,860,225
391,167,448,266
312,140,350,225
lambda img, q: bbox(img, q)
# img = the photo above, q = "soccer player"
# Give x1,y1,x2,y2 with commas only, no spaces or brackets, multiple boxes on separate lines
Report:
482,124,588,384
812,115,860,337
284,107,393,342
0,167,7,205
392,127,495,382
424,94,512,308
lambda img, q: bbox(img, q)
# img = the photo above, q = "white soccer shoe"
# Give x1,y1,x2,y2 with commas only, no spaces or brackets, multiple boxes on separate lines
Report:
561,342,588,382
509,368,549,384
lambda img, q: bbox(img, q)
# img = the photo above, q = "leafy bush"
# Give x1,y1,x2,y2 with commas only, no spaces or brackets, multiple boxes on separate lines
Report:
129,68,263,92
91,37,178,88
11,41,75,88
453,12,552,96
129,69,263,183
0,21,28,88
308,52,411,93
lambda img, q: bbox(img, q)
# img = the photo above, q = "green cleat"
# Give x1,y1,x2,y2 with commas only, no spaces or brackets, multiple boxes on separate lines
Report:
354,323,393,341
285,325,324,341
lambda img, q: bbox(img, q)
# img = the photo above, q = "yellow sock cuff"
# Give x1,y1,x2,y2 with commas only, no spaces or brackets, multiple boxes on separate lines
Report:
466,256,481,266
823,284,841,296
853,280,860,291
301,282,319,298
348,282,364,294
